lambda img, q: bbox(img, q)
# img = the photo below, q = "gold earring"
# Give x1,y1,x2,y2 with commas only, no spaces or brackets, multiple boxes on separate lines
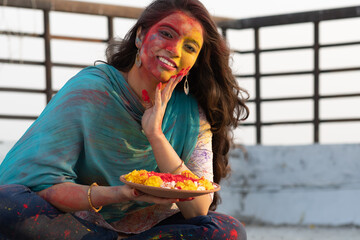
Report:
184,74,189,95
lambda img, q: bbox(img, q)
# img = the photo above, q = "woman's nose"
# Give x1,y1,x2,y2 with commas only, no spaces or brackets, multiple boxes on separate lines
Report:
165,41,182,57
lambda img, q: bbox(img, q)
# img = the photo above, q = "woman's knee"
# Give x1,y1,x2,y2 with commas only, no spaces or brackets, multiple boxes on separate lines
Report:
0,185,34,236
0,184,61,226
208,211,247,240
0,184,62,219
0,184,31,208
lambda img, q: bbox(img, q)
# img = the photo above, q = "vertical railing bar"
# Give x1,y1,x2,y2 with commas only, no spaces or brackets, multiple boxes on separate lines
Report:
43,10,53,103
221,27,227,40
254,27,261,144
106,16,114,58
107,16,114,43
313,21,320,143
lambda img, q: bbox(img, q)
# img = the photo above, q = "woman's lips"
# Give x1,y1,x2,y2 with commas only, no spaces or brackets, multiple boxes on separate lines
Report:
157,56,177,70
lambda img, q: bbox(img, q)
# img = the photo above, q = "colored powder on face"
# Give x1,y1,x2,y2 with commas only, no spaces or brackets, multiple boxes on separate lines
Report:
139,11,203,82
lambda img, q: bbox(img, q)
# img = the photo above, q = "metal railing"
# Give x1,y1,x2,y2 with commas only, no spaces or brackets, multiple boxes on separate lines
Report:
1,1,360,144
0,0,231,120
0,0,149,121
218,6,360,144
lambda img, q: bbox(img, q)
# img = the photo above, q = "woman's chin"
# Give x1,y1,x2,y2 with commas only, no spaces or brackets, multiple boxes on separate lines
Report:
155,73,173,83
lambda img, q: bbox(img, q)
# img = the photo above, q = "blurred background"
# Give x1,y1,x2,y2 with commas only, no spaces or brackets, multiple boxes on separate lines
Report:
1,1,360,239
1,0,359,145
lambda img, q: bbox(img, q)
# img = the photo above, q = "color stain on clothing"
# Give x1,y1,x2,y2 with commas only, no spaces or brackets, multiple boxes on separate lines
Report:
211,229,219,238
229,229,238,239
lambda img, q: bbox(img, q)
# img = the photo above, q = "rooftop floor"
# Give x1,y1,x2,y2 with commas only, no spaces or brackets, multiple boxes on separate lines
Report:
246,225,360,240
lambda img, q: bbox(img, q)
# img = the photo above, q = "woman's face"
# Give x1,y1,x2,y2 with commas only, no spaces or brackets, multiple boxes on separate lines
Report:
138,11,204,83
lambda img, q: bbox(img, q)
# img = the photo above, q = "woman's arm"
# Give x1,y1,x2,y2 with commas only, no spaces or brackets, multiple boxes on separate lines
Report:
142,76,212,219
37,182,178,213
146,134,212,219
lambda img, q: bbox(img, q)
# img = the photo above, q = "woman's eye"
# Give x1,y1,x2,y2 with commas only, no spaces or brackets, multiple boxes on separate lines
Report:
160,30,172,39
185,44,196,53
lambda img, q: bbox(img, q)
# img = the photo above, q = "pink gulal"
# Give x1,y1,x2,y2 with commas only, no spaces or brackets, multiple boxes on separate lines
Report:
142,90,150,103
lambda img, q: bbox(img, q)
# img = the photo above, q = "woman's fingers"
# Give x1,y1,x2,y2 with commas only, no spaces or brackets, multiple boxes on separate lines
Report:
130,188,196,205
155,82,162,106
166,66,190,96
136,194,179,205
141,67,190,135
133,189,144,197
122,185,196,205
161,76,176,104
132,190,180,205
135,194,195,205
161,72,184,104
145,67,190,110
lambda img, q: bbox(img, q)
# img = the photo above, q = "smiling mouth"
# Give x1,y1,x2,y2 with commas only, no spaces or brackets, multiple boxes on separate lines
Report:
158,56,177,69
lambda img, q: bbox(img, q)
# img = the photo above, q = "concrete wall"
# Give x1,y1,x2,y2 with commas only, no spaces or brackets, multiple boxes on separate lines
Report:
217,144,360,226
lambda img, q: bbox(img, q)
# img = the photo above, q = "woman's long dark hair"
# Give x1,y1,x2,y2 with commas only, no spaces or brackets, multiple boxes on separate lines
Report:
107,0,249,210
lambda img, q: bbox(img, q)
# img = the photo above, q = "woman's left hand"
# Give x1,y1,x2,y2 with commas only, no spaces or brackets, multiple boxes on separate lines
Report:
141,71,186,139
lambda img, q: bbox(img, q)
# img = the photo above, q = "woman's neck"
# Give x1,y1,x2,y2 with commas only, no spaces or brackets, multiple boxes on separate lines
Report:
124,65,157,105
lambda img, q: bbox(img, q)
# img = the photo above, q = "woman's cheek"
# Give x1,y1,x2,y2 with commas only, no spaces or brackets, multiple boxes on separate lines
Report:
180,54,197,70
140,48,155,69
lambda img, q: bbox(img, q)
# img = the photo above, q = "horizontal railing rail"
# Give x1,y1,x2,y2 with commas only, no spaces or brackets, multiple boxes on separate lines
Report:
217,6,360,29
1,1,359,144
218,6,360,144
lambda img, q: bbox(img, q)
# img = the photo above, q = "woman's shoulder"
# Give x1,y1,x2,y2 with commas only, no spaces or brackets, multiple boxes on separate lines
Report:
61,64,124,92
198,105,212,135
75,64,117,83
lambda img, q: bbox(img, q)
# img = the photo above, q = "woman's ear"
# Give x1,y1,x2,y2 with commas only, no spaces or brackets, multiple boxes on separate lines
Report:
135,27,143,48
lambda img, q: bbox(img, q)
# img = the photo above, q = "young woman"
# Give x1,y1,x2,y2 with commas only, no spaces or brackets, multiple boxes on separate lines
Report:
0,0,249,239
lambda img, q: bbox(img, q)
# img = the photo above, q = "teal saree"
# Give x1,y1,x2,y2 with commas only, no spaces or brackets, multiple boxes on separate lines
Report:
0,64,200,222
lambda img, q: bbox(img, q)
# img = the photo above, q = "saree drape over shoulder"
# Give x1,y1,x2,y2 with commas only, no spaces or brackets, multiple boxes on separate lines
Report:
0,64,204,232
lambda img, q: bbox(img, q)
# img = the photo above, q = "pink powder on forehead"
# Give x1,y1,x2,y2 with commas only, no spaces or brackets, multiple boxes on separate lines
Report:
143,11,202,42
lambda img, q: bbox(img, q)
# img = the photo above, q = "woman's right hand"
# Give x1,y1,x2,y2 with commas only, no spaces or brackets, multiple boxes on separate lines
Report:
38,182,181,213
141,68,188,140
117,184,179,205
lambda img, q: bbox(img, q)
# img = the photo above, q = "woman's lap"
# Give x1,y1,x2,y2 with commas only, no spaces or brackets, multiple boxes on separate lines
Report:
0,184,246,240
125,211,246,239
0,184,118,240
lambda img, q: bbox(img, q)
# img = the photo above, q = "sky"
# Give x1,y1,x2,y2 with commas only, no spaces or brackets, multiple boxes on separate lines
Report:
1,0,360,145
76,0,360,19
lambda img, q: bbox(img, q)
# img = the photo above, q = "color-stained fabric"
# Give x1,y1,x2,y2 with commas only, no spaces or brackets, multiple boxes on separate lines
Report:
0,64,200,224
73,108,214,234
0,185,246,240
130,211,246,240
0,184,118,240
